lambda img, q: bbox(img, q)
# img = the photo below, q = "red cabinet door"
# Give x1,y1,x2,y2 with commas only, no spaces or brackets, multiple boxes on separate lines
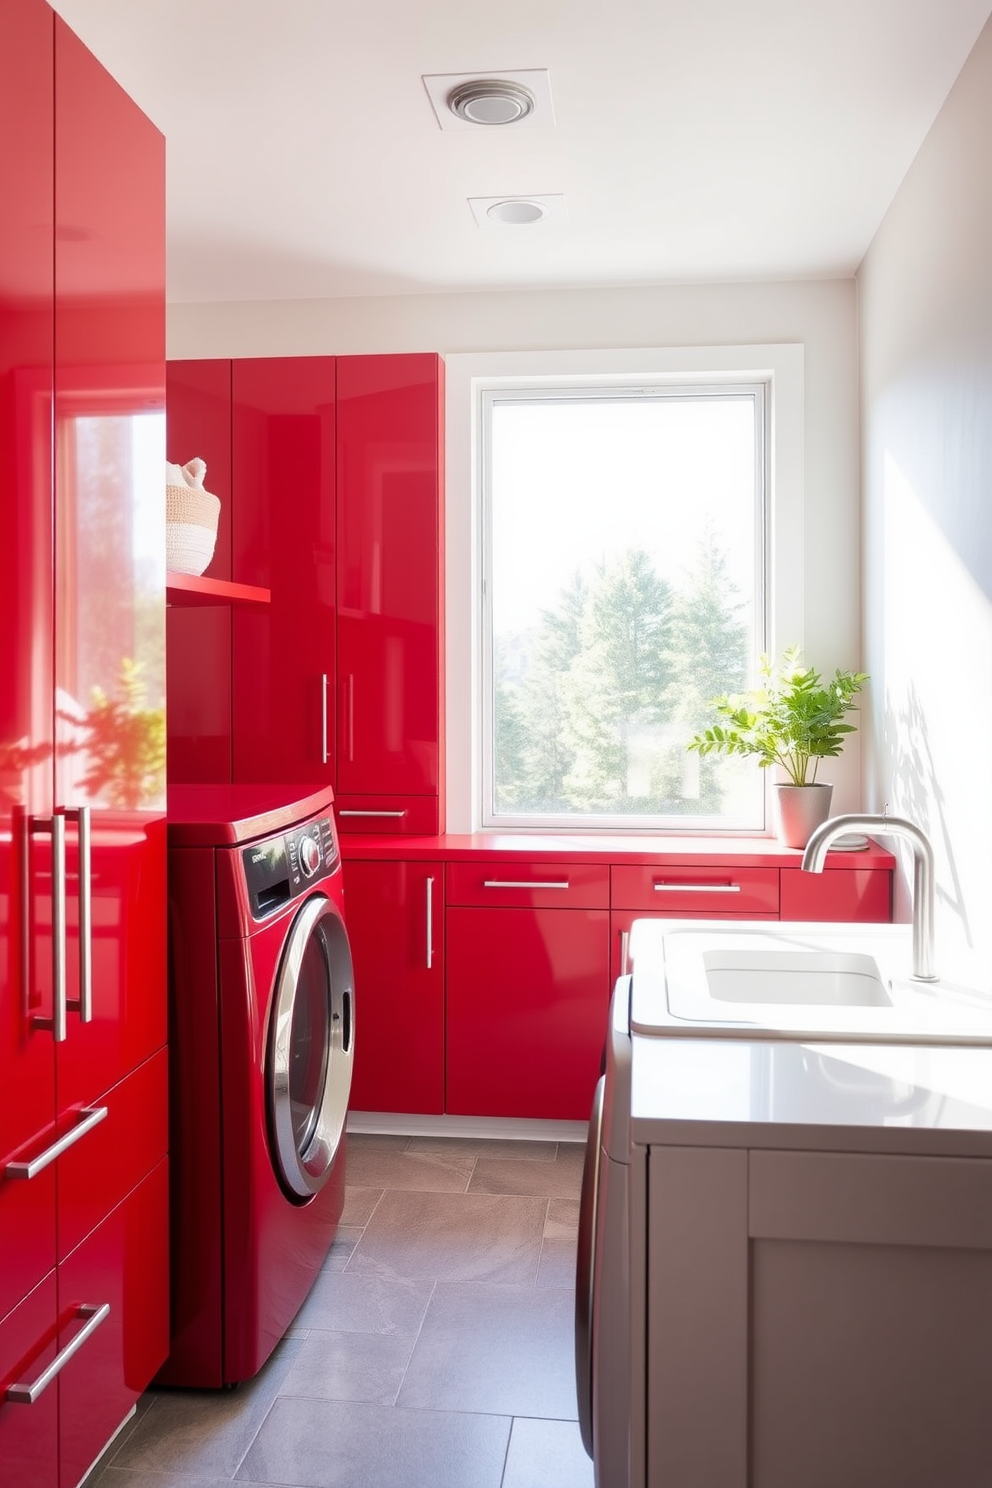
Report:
343,860,444,1114
231,356,337,784
53,16,167,1109
0,0,57,1326
446,905,611,1120
166,359,234,783
336,354,444,803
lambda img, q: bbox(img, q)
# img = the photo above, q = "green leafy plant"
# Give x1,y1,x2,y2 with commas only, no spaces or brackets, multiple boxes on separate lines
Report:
687,647,868,787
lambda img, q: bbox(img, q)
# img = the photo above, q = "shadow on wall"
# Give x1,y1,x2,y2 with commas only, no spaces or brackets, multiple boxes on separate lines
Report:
883,680,970,949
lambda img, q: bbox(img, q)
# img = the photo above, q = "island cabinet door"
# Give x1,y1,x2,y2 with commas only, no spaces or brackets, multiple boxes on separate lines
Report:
232,356,337,784
343,859,444,1115
445,905,611,1121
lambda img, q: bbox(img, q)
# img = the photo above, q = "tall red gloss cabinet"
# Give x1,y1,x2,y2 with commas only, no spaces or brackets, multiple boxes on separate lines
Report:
0,4,169,1486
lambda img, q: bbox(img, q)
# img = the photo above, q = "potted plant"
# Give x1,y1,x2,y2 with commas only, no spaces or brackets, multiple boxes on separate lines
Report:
687,647,868,847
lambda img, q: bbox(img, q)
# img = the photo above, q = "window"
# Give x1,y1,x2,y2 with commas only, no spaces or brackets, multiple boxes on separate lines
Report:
481,382,766,830
443,346,804,835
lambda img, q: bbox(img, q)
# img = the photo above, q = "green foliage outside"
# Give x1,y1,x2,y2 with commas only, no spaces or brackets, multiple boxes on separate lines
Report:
71,657,166,810
687,647,868,787
493,528,750,818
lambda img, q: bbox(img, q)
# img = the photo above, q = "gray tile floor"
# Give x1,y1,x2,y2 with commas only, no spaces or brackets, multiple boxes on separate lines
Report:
87,1134,594,1488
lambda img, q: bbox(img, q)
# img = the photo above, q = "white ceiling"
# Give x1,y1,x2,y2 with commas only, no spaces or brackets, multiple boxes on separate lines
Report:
49,0,992,305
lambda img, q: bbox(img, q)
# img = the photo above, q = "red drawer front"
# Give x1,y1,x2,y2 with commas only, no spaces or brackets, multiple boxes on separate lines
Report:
59,1158,170,1488
0,1272,59,1488
779,867,892,923
446,861,610,910
611,864,780,915
335,796,439,836
58,1046,169,1261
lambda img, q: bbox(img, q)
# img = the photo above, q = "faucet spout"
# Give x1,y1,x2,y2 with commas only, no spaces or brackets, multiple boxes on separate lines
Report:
801,813,937,982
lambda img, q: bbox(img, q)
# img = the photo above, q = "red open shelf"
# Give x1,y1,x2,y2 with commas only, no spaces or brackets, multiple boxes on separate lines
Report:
166,572,270,607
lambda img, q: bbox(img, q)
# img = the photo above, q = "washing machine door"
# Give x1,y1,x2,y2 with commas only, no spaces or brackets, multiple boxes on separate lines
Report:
268,893,355,1199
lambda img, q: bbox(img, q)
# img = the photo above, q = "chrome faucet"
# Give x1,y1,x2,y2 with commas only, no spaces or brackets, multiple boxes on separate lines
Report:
801,814,937,982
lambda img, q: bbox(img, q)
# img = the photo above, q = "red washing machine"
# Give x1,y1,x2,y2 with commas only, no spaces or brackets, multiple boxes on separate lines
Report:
159,784,354,1388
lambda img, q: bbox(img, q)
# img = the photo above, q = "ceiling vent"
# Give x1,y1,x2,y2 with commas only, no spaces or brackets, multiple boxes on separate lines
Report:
448,79,534,126
422,69,555,131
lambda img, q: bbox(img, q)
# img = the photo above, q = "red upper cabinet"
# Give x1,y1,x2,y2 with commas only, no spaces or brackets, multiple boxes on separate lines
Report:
335,354,444,830
231,357,337,784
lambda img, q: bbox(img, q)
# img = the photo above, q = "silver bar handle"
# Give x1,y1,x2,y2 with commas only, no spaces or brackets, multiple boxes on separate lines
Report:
321,674,329,764
5,1106,107,1180
347,674,355,762
5,1303,110,1404
338,810,407,819
483,880,570,890
66,807,92,1022
620,929,630,977
51,813,67,1042
652,882,742,893
426,876,434,970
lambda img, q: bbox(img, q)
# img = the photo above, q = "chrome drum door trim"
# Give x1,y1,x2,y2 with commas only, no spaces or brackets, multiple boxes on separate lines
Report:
268,894,355,1199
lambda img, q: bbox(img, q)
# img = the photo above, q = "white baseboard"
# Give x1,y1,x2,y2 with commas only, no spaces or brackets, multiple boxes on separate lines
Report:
347,1110,589,1143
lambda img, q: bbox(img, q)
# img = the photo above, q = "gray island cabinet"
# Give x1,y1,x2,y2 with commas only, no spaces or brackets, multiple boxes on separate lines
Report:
620,1033,992,1488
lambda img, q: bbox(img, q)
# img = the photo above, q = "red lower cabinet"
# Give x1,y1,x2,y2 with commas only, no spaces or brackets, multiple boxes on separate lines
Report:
780,866,892,922
0,1274,59,1488
445,905,611,1120
344,860,445,1114
0,1160,168,1488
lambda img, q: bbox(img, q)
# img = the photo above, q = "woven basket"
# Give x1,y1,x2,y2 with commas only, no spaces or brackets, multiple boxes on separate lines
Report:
166,482,221,576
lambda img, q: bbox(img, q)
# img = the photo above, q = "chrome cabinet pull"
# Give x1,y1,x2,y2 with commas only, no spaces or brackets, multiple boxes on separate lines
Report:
652,882,741,893
426,876,434,970
67,807,92,1023
321,673,329,764
483,879,570,890
338,810,407,819
5,1106,107,1180
32,814,67,1042
346,674,355,762
5,1303,110,1404
620,929,630,977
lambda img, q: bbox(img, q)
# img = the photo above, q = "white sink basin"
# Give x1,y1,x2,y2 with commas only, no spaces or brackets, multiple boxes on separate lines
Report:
702,948,891,1006
628,920,992,1046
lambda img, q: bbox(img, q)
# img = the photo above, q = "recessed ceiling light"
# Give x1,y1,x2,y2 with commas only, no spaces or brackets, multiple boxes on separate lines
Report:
487,199,546,224
447,79,534,127
422,70,555,132
468,194,566,229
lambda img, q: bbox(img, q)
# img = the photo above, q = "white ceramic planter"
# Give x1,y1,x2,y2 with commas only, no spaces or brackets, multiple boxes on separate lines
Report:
772,781,833,849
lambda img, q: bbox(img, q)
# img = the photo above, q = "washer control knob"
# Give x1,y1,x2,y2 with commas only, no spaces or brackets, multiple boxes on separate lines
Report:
299,835,321,878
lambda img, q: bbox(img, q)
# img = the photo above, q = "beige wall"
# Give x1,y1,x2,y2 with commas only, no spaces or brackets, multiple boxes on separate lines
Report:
859,17,992,983
169,271,863,813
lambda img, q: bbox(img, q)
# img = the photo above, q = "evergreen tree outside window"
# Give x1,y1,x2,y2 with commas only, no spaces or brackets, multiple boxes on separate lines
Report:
482,384,767,829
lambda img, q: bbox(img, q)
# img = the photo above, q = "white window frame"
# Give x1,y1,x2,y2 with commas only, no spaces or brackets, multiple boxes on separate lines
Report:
444,345,805,835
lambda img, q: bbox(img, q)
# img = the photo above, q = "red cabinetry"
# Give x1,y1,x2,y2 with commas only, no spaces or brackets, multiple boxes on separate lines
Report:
445,862,611,1120
334,354,445,833
0,5,168,1483
343,859,444,1114
231,357,337,784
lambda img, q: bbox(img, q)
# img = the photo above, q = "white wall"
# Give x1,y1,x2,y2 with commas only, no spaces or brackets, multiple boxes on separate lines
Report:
169,276,864,815
859,16,992,983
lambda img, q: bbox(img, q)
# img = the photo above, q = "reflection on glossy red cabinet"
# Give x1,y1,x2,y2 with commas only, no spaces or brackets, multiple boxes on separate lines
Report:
344,860,444,1113
166,360,233,783
0,6,168,1482
232,357,337,783
336,355,444,828
446,905,611,1120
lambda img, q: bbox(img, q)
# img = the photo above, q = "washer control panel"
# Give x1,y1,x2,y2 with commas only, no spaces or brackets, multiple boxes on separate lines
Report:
243,816,340,920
